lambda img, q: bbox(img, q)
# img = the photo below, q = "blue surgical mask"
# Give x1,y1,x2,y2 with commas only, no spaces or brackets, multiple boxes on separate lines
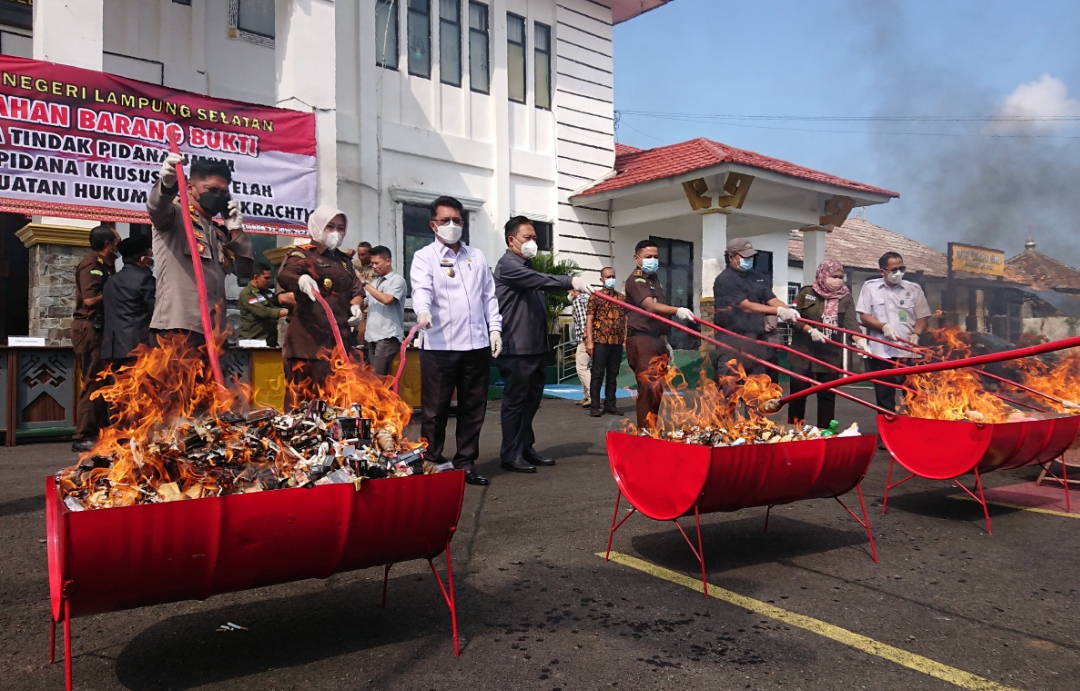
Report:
641,258,659,274
738,257,754,271
604,278,617,290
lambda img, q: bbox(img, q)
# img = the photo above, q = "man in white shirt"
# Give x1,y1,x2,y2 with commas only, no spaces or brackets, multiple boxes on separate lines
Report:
411,196,503,486
362,245,407,376
855,251,931,413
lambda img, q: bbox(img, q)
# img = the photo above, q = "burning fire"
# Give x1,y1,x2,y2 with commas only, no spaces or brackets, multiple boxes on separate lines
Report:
57,334,424,510
629,356,849,445
1014,349,1080,414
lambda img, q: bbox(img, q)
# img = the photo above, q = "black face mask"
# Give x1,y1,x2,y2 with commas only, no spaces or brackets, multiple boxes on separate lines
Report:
197,189,230,217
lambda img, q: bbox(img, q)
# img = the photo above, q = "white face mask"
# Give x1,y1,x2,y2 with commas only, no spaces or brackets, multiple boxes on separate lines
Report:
323,231,343,251
885,269,905,285
519,239,539,259
435,221,463,244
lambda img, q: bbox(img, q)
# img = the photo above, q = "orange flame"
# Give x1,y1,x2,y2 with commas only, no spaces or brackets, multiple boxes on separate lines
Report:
1014,349,1080,414
903,327,1016,422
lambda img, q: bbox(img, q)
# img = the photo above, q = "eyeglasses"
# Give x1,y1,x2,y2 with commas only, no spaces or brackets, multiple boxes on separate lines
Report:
434,217,464,225
883,266,906,273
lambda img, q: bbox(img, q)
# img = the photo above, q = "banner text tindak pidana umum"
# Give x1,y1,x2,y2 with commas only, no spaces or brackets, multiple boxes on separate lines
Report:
0,55,317,237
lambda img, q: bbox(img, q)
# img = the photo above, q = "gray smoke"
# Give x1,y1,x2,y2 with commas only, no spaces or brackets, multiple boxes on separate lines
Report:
849,1,1080,266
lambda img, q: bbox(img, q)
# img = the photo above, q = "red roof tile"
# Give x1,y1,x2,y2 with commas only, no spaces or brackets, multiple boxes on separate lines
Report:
787,217,947,277
1005,248,1080,292
577,137,899,198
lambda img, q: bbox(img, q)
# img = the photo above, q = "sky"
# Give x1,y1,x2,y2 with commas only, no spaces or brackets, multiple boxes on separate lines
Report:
612,0,1080,266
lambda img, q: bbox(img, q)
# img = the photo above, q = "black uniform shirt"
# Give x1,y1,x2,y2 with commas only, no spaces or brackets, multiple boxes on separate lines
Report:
101,263,156,360
493,250,572,356
712,266,778,337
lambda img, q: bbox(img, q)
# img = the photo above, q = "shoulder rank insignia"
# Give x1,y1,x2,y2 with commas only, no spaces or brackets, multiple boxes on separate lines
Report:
96,257,104,264
634,277,646,283
90,269,103,276
290,251,306,258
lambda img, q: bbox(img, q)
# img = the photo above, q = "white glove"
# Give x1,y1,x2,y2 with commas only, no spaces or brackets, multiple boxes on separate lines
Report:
490,330,503,358
297,274,319,302
807,327,827,343
666,341,675,361
225,200,243,231
159,152,184,188
855,338,873,356
675,307,694,322
417,311,433,329
348,304,363,326
570,276,593,294
881,323,899,341
776,306,799,323
906,332,920,346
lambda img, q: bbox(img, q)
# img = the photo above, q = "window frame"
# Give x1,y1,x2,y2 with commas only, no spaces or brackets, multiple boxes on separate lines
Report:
407,0,432,79
506,13,527,104
467,1,490,94
228,0,275,47
375,0,400,70
236,0,275,40
532,221,553,253
534,22,552,110
439,0,462,87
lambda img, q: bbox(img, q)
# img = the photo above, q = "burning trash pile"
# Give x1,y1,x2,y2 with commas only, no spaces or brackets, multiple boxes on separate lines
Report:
57,336,439,511
629,357,859,446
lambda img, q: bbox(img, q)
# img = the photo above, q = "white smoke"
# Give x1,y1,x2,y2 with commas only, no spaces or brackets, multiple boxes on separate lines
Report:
988,75,1080,134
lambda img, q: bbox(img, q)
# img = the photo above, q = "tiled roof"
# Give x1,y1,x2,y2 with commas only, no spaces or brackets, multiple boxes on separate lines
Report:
787,217,948,278
577,137,899,198
1005,248,1080,292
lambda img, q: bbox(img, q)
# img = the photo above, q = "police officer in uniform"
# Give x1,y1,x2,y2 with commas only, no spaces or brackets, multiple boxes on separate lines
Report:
71,224,119,452
238,262,287,347
101,235,156,367
623,239,695,430
276,205,364,408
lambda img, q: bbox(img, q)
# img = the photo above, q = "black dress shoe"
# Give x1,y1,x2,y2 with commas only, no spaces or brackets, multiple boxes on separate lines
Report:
524,452,556,466
603,406,624,416
589,408,603,417
71,439,94,453
501,458,537,473
464,470,489,486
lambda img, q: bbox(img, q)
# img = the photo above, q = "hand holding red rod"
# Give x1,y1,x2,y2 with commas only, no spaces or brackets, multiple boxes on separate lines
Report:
166,133,227,391
392,324,423,394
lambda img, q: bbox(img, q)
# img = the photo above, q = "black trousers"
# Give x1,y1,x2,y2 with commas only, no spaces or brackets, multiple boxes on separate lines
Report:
787,367,841,428
496,353,547,463
420,348,491,470
367,338,400,376
589,343,623,411
866,357,909,414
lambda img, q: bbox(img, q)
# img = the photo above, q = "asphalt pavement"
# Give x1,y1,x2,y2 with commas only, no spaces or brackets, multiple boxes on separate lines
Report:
2,389,1078,690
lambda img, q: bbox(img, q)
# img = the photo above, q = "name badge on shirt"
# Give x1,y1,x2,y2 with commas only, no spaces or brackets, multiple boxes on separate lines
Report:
440,259,455,278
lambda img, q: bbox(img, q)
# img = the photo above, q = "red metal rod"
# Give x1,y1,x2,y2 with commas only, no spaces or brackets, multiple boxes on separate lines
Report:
795,314,925,356
777,333,1080,406
166,133,227,391
589,291,892,415
691,315,912,394
392,324,422,394
970,367,1075,408
311,291,347,360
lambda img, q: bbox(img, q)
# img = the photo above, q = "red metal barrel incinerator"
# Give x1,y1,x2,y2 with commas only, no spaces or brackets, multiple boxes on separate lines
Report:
45,470,466,691
604,431,879,596
878,414,1080,532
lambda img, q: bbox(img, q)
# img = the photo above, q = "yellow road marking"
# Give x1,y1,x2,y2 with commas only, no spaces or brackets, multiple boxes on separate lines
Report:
600,551,1021,691
948,494,1080,519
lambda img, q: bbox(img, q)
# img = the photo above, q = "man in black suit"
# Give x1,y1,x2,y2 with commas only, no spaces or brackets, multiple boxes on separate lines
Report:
101,235,157,367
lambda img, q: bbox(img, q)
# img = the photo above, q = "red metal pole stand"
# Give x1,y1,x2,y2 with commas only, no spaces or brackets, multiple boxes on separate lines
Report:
427,538,460,656
835,484,879,562
588,291,893,415
951,468,993,534
605,489,637,561
166,133,227,391
670,506,708,598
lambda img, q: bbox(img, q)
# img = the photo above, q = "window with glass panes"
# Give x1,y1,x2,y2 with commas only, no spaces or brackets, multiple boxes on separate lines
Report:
650,236,696,349
506,14,526,103
407,0,431,78
402,203,470,296
375,0,399,69
532,221,553,252
468,2,490,93
534,23,551,109
439,0,462,86
238,0,275,38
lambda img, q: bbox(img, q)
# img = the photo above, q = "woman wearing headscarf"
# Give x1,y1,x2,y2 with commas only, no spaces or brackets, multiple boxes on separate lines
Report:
787,259,868,428
276,205,364,408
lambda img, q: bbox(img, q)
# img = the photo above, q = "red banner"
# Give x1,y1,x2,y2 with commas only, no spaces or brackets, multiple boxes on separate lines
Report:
0,55,317,236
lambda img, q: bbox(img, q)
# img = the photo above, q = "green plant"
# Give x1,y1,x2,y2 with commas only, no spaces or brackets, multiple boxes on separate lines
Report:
529,252,580,333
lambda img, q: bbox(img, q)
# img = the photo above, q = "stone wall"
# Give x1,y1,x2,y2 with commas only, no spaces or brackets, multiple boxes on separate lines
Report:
28,243,83,346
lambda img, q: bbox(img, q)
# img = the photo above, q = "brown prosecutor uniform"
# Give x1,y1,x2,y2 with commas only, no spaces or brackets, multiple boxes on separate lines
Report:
277,244,363,408
72,251,115,441
623,267,671,429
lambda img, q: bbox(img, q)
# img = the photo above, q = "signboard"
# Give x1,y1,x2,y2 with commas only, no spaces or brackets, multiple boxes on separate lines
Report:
948,242,1005,278
0,55,316,236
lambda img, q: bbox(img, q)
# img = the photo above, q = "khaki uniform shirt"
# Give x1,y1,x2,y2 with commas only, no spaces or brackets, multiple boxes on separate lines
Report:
238,283,282,345
624,267,670,338
277,244,363,359
146,180,254,334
